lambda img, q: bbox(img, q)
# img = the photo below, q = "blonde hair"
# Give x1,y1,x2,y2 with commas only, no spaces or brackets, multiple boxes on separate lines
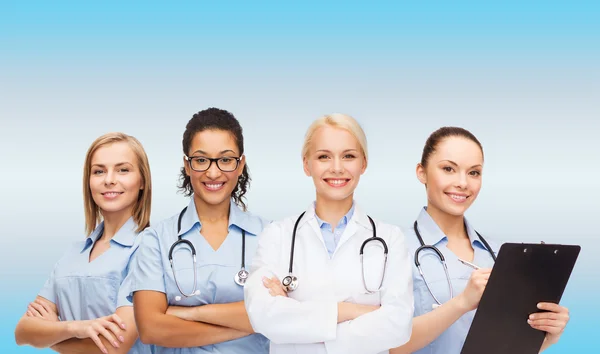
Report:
301,113,368,162
83,133,152,235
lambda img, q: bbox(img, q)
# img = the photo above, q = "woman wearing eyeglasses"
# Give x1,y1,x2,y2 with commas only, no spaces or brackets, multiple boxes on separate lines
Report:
126,108,269,353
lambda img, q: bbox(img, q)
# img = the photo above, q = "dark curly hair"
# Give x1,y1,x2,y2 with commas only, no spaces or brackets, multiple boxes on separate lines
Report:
178,108,251,210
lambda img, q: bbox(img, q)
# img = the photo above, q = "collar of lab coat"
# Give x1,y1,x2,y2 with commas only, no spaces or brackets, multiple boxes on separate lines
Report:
297,202,374,253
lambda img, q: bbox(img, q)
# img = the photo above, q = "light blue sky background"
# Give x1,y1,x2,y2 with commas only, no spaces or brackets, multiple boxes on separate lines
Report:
1,1,598,352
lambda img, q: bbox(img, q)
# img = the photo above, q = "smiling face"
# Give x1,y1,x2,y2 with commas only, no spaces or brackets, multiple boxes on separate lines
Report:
303,125,367,204
417,136,484,217
183,129,245,208
89,142,143,219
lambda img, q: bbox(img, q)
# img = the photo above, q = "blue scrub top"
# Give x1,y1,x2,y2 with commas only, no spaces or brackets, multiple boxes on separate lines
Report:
127,198,270,354
39,217,153,354
404,208,498,354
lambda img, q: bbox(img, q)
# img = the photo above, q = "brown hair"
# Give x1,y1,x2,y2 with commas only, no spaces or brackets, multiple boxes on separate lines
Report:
421,127,483,167
178,108,250,210
83,132,152,235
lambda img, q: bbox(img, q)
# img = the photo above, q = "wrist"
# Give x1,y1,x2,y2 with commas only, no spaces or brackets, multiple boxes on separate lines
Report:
452,294,472,314
337,302,351,322
64,320,78,338
194,304,206,322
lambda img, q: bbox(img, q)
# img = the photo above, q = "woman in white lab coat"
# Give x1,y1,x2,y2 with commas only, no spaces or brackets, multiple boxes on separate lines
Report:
244,113,414,354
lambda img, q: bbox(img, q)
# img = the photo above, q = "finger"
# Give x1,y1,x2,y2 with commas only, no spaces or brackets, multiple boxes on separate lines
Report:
95,323,119,348
30,302,47,314
473,273,490,282
104,319,125,343
537,302,567,313
26,310,33,317
270,276,280,283
28,305,43,317
36,299,53,313
262,277,272,287
530,312,560,321
109,313,126,330
529,323,563,334
89,333,108,354
528,318,567,328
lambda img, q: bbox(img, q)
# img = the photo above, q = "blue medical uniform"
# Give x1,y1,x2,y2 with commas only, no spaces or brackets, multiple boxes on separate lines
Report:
127,197,270,354
405,208,498,354
39,217,153,354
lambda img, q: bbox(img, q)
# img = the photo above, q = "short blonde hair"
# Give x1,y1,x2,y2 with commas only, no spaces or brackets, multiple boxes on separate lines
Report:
83,133,152,235
301,113,368,162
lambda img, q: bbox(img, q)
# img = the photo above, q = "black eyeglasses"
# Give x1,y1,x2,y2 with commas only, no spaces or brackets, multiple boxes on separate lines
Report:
184,155,241,172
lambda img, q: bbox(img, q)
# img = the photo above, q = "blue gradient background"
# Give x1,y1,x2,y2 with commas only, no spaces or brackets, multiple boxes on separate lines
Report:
1,1,598,352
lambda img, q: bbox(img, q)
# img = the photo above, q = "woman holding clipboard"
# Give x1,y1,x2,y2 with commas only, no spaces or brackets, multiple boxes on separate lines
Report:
390,127,570,354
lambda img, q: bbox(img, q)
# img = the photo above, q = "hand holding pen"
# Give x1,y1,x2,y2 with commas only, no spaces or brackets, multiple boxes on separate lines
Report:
455,259,493,311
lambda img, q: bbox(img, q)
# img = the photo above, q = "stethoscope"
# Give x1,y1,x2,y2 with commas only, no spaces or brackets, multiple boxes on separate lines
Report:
281,211,388,294
413,220,496,306
168,207,249,298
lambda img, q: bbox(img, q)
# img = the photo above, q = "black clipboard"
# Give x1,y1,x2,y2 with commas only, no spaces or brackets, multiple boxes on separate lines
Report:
461,243,580,354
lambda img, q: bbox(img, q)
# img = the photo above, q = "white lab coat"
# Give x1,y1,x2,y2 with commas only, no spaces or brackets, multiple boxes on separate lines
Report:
244,203,414,354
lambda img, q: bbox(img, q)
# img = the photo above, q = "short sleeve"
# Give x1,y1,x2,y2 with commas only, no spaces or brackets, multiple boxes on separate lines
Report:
38,264,59,304
117,236,143,308
125,227,166,303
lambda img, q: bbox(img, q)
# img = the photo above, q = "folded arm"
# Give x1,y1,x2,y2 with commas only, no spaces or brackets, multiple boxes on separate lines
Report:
167,301,254,333
324,227,415,354
50,306,138,354
15,296,134,354
244,222,339,344
15,297,72,349
134,290,250,347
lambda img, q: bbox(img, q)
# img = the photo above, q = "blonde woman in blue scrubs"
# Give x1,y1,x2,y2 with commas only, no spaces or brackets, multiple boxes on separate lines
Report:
128,108,269,353
391,127,571,354
15,132,153,354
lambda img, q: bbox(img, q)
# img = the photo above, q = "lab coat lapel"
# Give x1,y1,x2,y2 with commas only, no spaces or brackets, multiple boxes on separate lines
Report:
301,203,329,253
334,204,371,255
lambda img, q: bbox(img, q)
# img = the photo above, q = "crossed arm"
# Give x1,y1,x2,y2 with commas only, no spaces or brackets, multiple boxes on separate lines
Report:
15,296,138,354
132,290,252,347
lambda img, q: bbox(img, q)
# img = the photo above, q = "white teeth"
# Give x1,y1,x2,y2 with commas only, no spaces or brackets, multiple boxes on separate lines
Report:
328,179,346,185
449,194,467,201
205,183,223,190
104,192,120,196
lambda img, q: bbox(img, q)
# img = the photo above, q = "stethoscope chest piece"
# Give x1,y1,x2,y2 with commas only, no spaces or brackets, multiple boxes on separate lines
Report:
171,206,250,296
234,269,249,286
282,274,299,292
